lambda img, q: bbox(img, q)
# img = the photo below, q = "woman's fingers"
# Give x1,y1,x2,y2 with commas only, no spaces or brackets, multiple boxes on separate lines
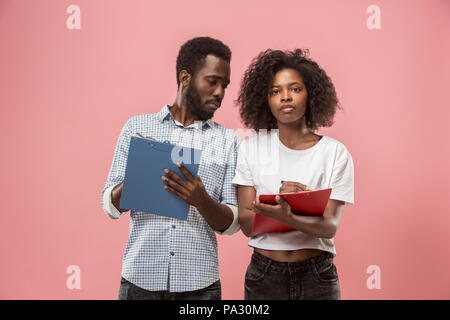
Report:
280,181,309,193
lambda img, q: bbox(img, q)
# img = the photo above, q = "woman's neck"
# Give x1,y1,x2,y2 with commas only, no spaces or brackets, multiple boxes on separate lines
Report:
277,117,319,150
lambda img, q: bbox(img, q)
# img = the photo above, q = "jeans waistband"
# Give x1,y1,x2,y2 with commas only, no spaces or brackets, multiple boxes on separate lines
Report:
251,250,335,273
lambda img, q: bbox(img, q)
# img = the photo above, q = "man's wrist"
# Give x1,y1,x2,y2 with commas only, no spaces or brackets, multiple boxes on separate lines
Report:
111,183,126,212
195,194,216,214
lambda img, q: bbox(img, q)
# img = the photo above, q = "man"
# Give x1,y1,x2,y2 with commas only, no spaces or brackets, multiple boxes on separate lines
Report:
101,37,240,300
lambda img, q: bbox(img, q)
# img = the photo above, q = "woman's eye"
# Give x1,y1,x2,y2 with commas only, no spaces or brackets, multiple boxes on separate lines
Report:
271,90,279,95
292,87,301,92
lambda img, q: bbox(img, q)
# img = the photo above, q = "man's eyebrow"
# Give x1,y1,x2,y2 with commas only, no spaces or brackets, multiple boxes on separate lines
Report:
206,75,230,84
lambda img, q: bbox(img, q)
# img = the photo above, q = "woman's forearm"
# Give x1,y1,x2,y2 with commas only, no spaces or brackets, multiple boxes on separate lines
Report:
238,208,255,237
277,199,345,239
279,214,338,239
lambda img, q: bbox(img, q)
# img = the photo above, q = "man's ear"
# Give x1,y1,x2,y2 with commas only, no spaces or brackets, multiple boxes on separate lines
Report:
178,70,191,88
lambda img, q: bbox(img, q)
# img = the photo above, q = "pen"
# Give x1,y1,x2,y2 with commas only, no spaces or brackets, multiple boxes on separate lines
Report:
136,132,156,141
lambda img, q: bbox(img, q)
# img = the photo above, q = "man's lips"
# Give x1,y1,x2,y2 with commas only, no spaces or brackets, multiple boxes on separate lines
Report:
207,101,221,109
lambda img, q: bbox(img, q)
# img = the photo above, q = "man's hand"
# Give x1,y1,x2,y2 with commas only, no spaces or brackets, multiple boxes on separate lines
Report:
279,181,309,194
162,163,210,210
252,195,292,221
111,182,128,213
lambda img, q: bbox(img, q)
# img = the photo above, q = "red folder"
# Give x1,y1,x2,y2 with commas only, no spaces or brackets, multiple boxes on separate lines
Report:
251,188,332,236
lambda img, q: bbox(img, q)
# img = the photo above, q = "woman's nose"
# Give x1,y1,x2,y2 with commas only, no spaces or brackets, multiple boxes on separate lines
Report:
280,90,292,102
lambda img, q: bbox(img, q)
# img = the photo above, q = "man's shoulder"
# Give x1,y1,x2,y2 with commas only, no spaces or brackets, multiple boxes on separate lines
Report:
129,113,158,122
124,113,159,127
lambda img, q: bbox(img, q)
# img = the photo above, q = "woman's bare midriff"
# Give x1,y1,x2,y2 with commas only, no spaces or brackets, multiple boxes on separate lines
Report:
254,247,324,262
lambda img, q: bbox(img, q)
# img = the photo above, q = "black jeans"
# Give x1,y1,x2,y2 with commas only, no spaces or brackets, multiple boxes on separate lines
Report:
244,251,341,300
118,277,221,300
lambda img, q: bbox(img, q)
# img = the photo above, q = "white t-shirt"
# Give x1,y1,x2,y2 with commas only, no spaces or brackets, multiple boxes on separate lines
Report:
231,131,354,255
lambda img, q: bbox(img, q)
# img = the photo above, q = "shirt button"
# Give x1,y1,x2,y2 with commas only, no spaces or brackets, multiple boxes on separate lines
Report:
170,252,175,256
172,225,176,229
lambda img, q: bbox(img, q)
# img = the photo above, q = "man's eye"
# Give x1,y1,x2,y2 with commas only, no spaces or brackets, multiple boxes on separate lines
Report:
208,80,217,86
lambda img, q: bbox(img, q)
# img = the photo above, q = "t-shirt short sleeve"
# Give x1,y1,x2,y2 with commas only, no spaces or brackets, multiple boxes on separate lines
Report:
329,148,354,205
231,139,254,186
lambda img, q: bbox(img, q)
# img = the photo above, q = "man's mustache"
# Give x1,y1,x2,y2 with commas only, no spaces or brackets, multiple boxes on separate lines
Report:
205,99,222,107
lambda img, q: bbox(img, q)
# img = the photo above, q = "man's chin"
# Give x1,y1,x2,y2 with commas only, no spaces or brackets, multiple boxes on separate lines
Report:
198,112,214,121
193,105,215,121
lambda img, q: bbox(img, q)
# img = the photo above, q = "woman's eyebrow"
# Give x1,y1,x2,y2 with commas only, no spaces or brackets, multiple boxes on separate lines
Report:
271,82,302,87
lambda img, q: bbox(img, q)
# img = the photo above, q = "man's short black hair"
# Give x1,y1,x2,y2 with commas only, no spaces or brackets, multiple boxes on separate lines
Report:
176,37,232,86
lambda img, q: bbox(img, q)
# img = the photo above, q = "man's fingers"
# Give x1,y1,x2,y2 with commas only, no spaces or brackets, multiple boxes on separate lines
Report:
177,163,195,182
164,169,187,186
161,175,187,195
164,185,187,201
196,175,204,187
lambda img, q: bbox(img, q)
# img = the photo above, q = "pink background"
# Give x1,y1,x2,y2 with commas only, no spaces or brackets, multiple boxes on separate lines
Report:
1,0,449,299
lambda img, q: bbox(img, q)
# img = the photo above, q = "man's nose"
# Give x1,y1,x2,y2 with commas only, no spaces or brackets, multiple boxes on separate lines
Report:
213,85,225,100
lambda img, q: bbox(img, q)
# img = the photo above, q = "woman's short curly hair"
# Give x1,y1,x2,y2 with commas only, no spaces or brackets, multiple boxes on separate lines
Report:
236,49,340,131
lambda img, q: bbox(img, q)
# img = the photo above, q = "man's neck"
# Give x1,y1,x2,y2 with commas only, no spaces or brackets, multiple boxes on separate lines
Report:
169,103,199,127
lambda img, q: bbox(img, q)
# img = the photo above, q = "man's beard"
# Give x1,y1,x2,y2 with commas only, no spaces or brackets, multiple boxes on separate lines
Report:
185,83,215,121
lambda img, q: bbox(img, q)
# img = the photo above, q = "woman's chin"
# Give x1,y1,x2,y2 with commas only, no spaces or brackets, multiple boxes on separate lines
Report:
276,116,303,126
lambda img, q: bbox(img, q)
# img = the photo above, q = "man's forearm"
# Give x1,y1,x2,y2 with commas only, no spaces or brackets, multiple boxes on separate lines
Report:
196,196,233,232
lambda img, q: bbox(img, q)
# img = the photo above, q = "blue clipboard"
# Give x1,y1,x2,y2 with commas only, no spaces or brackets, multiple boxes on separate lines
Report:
120,136,202,220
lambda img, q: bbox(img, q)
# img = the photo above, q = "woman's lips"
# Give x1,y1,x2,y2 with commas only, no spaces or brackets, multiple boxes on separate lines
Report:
280,105,295,112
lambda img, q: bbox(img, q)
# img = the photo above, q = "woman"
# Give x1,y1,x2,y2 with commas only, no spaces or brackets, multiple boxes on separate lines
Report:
232,49,354,300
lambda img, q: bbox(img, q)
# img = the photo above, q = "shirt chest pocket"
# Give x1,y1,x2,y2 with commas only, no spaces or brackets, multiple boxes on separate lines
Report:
254,172,280,195
201,161,226,201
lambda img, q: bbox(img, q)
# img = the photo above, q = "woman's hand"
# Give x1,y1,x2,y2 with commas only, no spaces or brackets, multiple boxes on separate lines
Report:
279,181,309,194
252,195,292,221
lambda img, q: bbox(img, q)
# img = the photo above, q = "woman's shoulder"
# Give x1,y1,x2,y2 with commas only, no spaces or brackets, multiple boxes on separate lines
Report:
238,131,271,146
236,131,273,158
321,136,353,160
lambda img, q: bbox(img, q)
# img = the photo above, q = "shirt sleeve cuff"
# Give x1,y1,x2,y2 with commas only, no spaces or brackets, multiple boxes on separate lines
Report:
215,204,240,235
102,184,125,219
